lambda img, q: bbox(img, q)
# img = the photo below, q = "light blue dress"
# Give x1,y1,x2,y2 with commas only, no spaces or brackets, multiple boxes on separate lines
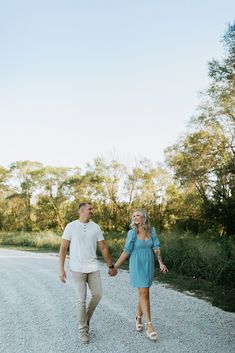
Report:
124,227,160,288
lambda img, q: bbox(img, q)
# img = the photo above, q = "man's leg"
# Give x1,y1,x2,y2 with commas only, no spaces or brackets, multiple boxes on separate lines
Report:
86,270,102,325
72,271,88,331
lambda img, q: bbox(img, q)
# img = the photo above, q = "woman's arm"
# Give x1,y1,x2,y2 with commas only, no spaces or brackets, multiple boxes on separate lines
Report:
114,251,129,269
154,248,168,274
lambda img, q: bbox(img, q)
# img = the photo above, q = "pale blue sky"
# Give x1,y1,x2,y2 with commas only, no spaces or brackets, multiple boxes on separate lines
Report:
0,0,234,168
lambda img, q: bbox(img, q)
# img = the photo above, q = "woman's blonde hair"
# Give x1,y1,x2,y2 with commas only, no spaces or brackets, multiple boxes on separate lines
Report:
130,208,152,236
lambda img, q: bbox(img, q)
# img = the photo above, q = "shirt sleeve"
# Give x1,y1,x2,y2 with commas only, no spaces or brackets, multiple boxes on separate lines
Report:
124,230,135,254
97,225,105,241
62,223,72,241
151,227,160,249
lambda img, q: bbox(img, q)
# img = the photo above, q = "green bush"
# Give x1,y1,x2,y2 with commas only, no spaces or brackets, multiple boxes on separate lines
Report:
159,231,235,287
0,229,234,288
101,230,235,288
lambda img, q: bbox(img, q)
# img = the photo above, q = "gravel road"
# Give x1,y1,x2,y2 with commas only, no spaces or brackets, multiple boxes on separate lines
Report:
0,248,234,353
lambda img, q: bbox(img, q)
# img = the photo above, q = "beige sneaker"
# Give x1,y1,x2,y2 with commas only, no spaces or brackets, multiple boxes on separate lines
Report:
80,330,89,344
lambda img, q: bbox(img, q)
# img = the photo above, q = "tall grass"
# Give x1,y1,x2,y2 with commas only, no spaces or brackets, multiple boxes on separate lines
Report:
104,230,235,289
0,231,61,250
0,229,234,288
159,231,235,287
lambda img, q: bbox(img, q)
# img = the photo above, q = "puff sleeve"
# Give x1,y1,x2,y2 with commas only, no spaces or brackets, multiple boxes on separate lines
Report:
151,227,160,249
124,229,136,254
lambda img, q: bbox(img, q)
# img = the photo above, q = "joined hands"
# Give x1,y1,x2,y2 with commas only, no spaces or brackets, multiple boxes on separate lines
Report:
108,267,118,277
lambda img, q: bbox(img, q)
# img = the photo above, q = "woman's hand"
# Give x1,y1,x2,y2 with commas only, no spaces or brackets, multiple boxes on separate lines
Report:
160,263,168,273
108,267,118,276
159,263,168,274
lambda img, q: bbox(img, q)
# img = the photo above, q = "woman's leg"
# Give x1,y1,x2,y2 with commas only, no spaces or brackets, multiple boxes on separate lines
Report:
138,287,156,333
136,301,143,324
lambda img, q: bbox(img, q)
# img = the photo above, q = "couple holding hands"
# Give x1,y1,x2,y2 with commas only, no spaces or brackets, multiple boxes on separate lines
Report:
59,202,168,344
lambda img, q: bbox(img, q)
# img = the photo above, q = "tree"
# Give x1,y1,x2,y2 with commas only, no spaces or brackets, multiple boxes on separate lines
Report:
35,166,71,231
8,161,43,231
166,22,235,235
126,159,172,229
0,166,11,230
87,157,126,230
195,23,235,137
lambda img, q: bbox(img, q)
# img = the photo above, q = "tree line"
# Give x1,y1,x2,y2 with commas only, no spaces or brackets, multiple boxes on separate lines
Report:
0,23,234,236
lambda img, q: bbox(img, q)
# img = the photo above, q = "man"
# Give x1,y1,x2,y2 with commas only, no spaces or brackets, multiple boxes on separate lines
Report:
59,202,117,344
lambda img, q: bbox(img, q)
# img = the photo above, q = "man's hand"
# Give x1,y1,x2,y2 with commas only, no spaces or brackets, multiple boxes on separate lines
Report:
59,239,69,283
108,267,118,277
59,269,67,283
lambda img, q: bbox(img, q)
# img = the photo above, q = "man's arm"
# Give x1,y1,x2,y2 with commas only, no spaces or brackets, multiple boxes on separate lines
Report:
98,240,117,276
59,239,70,282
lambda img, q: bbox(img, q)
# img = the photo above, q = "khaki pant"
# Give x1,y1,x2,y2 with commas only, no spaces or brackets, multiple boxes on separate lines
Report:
72,270,102,331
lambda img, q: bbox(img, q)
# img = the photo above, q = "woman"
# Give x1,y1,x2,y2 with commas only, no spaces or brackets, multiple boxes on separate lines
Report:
114,209,168,341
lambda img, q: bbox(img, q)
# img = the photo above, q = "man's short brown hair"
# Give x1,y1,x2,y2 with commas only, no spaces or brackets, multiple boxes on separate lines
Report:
78,202,92,210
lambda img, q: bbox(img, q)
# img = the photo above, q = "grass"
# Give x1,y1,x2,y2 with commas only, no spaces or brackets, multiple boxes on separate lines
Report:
105,230,235,283
0,229,234,312
0,243,59,253
155,269,235,312
0,230,61,250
